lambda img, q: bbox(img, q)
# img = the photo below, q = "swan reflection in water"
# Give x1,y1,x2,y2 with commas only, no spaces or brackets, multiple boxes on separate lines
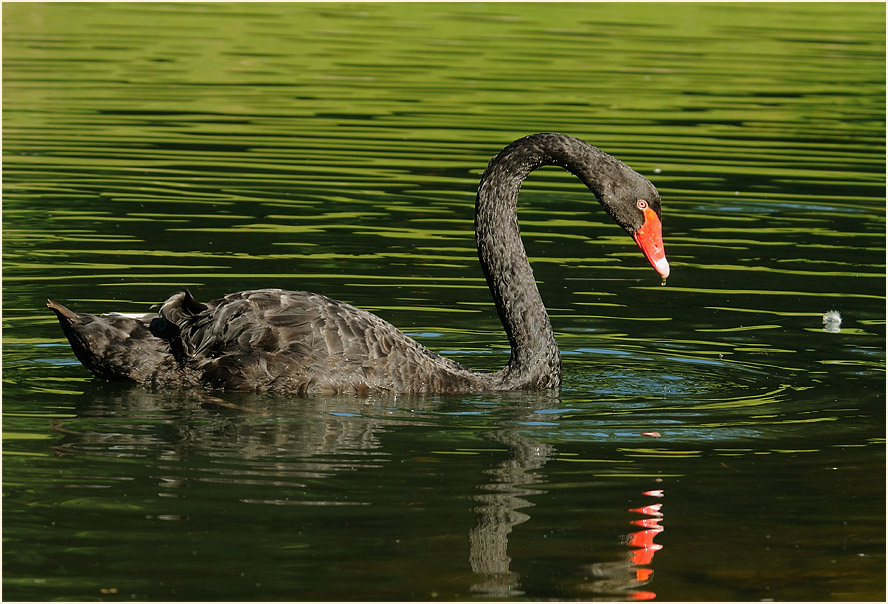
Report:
468,416,664,599
51,387,663,599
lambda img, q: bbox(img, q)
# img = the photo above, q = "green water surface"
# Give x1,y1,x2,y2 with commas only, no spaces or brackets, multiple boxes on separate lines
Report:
3,3,885,601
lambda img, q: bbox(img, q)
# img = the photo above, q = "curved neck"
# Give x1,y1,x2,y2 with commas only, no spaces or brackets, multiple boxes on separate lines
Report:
474,133,622,389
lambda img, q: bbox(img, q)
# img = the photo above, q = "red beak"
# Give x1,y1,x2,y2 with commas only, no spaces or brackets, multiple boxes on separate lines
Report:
632,206,670,283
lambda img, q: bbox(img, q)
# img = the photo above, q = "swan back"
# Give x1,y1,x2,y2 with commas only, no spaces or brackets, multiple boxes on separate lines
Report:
153,289,485,394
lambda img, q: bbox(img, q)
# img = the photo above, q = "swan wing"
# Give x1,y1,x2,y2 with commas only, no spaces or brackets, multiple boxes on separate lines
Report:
155,289,422,392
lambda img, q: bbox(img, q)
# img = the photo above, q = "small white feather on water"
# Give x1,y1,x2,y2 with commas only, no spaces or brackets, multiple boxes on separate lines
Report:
822,310,842,333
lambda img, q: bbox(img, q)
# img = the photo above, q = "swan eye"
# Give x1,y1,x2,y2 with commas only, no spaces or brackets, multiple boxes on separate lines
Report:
636,199,648,210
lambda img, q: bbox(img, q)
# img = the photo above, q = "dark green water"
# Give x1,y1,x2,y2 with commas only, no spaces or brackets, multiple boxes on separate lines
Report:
3,2,885,601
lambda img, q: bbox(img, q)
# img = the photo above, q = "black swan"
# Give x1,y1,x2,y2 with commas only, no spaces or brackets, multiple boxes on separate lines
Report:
48,133,669,394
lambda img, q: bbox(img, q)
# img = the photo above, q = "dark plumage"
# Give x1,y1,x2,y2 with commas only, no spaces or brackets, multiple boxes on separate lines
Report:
49,133,670,394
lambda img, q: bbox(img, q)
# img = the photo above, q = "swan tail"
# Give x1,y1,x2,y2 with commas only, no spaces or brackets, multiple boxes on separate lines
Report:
47,299,175,383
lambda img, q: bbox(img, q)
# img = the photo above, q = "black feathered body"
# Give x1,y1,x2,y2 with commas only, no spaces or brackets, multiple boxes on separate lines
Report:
153,289,487,394
48,133,665,395
49,290,489,395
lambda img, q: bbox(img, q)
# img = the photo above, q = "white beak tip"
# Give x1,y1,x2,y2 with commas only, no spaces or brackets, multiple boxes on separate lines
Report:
654,257,670,281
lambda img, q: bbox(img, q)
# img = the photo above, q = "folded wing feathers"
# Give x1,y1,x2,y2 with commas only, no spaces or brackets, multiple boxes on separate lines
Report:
152,288,437,392
52,288,486,393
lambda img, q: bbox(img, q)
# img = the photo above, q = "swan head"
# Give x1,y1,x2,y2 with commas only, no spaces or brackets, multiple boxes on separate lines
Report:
590,168,670,284
480,133,671,283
